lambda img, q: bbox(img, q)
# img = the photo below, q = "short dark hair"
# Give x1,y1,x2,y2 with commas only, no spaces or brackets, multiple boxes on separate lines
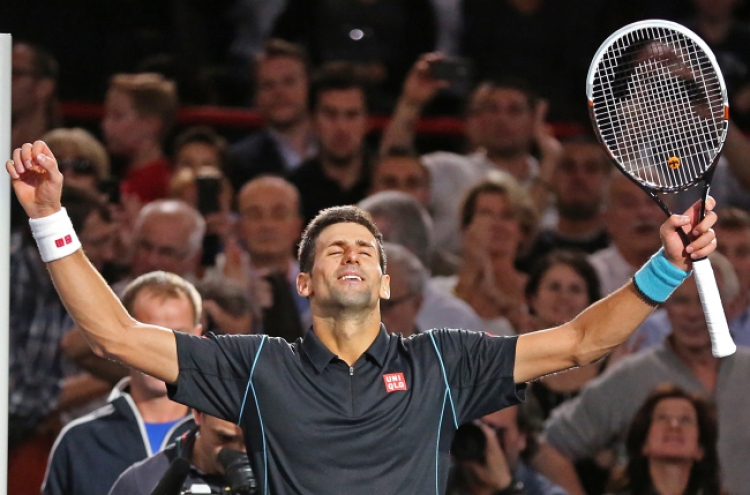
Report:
625,384,720,495
173,125,229,170
298,206,386,273
257,38,310,72
525,249,601,307
467,77,539,116
121,271,202,326
309,62,368,112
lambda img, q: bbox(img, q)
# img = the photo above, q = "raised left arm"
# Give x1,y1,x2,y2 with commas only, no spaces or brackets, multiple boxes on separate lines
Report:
514,198,717,383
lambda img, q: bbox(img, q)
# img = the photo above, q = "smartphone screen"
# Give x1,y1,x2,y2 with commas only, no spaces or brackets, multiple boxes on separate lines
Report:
196,176,222,215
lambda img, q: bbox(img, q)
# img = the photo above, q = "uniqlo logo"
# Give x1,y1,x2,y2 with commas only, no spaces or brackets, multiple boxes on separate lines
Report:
383,372,407,393
54,235,72,248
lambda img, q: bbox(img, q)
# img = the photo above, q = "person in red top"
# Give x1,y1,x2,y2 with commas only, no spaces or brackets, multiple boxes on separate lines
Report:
102,73,178,204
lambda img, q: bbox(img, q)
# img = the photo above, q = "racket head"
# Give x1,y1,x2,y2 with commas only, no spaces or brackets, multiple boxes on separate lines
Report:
586,20,729,193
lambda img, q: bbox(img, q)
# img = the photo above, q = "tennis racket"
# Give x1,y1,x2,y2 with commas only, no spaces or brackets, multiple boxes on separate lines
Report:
586,19,736,357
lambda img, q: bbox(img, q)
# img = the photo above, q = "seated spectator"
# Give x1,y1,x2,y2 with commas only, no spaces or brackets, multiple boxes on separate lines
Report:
523,141,612,267
173,126,230,174
381,243,427,338
381,56,562,254
524,250,603,419
433,177,538,334
538,272,750,494
229,176,310,339
195,277,261,336
43,128,111,194
109,409,250,495
289,62,373,223
358,191,486,332
12,41,59,150
370,146,431,209
101,73,178,204
271,0,436,111
607,384,721,495
228,39,317,190
447,404,568,495
715,207,750,345
43,273,199,495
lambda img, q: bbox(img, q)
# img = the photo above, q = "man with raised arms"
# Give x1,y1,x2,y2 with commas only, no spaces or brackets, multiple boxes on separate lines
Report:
7,142,718,495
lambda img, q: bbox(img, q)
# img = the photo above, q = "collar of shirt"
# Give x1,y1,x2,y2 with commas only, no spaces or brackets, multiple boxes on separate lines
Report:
302,323,391,373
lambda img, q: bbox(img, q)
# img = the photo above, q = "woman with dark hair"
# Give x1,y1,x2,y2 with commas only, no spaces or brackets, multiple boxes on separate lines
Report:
524,249,602,419
614,384,721,495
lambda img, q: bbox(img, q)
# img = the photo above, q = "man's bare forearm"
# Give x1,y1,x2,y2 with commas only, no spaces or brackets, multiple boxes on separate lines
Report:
378,101,423,155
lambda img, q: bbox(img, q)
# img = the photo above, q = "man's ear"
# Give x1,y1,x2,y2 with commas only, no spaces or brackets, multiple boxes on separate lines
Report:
379,274,391,300
297,271,312,297
193,323,203,337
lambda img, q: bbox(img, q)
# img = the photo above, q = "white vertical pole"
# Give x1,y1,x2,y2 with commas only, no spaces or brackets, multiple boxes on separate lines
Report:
0,33,12,495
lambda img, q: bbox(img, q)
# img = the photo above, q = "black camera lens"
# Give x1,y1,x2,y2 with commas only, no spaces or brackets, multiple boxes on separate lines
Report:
451,423,487,463
217,448,257,495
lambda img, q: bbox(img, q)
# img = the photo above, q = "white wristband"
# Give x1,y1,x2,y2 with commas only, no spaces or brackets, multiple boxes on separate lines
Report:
29,208,82,262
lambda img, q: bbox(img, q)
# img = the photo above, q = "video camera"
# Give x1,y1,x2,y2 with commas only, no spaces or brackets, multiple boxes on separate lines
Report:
152,449,257,495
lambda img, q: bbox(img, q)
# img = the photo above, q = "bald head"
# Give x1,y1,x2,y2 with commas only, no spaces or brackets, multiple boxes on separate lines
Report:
238,177,303,268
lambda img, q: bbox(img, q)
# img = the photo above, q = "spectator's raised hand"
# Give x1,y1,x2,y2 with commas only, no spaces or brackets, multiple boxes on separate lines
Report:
7,141,63,219
459,422,514,493
400,53,451,109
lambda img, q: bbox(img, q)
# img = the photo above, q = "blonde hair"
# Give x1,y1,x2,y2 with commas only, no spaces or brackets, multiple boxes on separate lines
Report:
109,73,179,138
43,127,110,181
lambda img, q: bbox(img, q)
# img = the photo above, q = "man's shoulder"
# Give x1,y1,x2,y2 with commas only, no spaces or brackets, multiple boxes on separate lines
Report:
110,450,171,495
229,129,275,155
288,156,322,182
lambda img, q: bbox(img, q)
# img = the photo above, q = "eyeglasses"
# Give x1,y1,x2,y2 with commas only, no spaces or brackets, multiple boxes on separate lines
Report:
381,292,419,312
58,158,97,176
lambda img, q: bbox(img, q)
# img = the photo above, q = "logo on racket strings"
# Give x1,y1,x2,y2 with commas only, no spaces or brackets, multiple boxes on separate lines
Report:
668,157,681,169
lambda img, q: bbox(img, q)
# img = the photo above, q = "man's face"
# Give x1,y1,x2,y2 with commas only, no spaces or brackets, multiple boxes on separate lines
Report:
12,44,53,120
529,262,591,328
238,180,302,262
665,278,713,352
80,210,116,271
130,291,200,397
466,192,521,259
552,143,610,221
102,89,153,157
481,406,525,470
256,57,309,128
175,142,222,172
370,157,431,207
314,89,368,164
715,226,750,292
132,213,199,277
194,413,246,475
604,175,663,258
466,87,535,156
298,222,390,313
380,262,422,338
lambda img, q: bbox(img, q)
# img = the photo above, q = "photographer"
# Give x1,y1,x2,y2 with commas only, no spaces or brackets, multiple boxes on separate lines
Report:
109,409,254,495
449,404,567,495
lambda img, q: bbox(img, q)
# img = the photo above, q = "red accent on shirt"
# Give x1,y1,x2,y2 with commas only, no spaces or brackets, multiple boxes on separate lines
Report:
120,158,173,203
383,372,407,393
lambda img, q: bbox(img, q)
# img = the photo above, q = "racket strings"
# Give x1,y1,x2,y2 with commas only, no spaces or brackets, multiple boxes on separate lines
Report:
591,26,725,191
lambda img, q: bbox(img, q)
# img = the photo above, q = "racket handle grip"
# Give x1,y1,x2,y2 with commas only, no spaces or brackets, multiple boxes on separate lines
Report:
693,258,737,358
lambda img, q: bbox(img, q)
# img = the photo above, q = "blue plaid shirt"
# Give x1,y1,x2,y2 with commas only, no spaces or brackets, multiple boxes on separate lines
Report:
9,243,72,444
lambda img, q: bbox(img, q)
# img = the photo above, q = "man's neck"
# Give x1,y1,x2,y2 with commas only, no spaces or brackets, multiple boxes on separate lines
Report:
270,117,313,157
251,254,292,275
12,110,50,150
649,459,692,495
130,384,189,423
320,152,364,191
312,311,381,366
486,152,532,182
128,141,164,170
556,214,605,239
669,337,719,392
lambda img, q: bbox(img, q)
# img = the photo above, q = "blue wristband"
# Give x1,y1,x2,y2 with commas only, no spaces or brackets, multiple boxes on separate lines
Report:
633,248,691,304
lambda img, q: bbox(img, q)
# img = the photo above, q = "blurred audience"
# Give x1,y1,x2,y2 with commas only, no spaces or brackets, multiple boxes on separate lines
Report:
228,39,317,190
539,268,750,495
43,128,111,194
195,277,260,336
448,404,568,495
433,178,538,334
173,126,230,174
381,243,427,338
43,273,198,495
359,191,485,332
608,384,721,495
290,63,373,223
272,0,436,110
370,146,431,209
12,41,59,150
102,73,178,204
715,207,750,345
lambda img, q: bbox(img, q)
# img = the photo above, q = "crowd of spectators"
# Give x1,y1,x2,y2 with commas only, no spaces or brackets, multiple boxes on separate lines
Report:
7,1,750,494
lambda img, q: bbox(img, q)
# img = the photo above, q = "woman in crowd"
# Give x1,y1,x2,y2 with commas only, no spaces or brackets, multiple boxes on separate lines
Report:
611,384,721,495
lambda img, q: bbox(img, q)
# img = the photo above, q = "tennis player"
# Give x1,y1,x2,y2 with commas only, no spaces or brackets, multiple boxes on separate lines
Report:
7,142,718,495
